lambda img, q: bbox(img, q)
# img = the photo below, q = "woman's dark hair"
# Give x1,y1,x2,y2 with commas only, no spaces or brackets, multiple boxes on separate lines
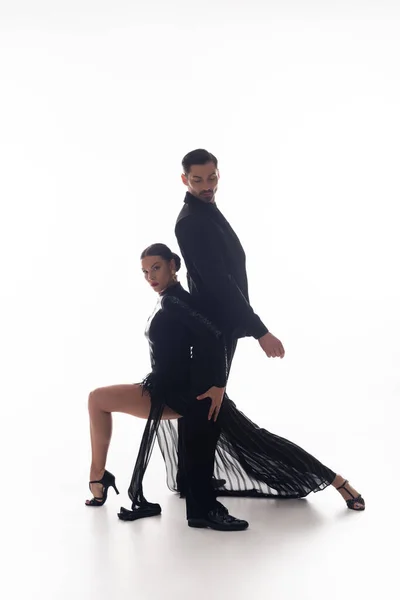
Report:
140,243,181,272
182,149,218,175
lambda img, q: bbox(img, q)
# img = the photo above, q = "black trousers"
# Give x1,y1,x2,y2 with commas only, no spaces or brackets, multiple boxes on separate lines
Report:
178,338,237,519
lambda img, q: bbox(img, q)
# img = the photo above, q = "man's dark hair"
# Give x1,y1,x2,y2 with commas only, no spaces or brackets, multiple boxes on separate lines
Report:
181,149,218,175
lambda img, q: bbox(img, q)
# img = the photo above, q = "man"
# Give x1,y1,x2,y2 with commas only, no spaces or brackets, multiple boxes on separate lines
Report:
175,149,285,531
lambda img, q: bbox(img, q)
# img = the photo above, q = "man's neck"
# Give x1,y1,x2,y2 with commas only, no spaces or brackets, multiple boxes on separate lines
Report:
186,191,216,205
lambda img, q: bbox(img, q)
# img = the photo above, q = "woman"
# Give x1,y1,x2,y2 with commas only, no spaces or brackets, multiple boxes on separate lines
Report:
86,244,365,520
86,243,230,522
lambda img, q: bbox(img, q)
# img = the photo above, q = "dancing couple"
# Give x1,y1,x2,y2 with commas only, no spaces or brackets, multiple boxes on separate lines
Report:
85,149,365,531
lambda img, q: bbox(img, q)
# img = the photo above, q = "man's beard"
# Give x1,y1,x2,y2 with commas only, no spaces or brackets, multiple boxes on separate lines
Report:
200,191,214,201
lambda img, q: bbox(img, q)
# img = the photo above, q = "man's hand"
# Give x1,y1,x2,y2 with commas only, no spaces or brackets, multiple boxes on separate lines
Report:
258,332,285,358
197,386,226,421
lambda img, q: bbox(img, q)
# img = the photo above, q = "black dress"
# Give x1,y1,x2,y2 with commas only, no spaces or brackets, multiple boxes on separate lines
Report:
118,281,228,520
119,282,336,521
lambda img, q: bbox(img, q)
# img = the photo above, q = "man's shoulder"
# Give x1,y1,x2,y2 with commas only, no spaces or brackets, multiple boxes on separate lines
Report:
175,205,216,235
176,201,191,225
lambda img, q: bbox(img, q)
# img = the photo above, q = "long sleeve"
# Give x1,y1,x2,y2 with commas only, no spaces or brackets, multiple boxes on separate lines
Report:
161,294,228,388
175,215,268,339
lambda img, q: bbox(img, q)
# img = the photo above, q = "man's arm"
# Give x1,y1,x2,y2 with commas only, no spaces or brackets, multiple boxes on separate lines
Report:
175,215,268,339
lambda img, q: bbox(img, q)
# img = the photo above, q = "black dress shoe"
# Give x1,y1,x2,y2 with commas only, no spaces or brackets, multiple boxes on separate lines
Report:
188,506,249,531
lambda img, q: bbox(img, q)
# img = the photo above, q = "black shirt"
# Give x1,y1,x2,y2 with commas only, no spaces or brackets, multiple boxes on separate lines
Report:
175,192,268,340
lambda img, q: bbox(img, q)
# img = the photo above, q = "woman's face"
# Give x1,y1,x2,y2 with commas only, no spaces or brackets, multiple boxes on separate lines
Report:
141,255,175,293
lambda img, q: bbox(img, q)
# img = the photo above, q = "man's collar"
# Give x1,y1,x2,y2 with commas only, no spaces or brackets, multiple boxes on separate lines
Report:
184,191,217,208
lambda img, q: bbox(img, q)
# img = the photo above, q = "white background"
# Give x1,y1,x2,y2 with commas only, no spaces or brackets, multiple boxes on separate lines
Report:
1,1,399,599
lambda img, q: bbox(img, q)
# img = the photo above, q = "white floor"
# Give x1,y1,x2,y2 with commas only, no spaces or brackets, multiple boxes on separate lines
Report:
2,378,398,600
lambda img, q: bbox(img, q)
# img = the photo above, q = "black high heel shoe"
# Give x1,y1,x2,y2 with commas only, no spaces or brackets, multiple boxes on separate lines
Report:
336,480,365,511
85,470,119,507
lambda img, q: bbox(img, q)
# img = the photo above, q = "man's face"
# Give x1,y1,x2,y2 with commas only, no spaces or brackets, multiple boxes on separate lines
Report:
181,161,219,203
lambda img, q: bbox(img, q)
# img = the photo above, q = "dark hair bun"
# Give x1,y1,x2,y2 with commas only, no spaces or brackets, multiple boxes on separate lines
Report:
140,243,182,272
171,252,181,272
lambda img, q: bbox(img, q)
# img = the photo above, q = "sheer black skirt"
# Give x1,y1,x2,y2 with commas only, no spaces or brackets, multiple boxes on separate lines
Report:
118,376,336,521
118,374,191,521
158,394,336,500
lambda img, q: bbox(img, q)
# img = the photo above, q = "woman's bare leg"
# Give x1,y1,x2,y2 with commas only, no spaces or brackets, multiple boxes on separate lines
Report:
86,383,179,503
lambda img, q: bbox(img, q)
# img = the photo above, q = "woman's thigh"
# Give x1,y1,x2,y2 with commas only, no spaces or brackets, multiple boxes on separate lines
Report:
88,384,180,420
